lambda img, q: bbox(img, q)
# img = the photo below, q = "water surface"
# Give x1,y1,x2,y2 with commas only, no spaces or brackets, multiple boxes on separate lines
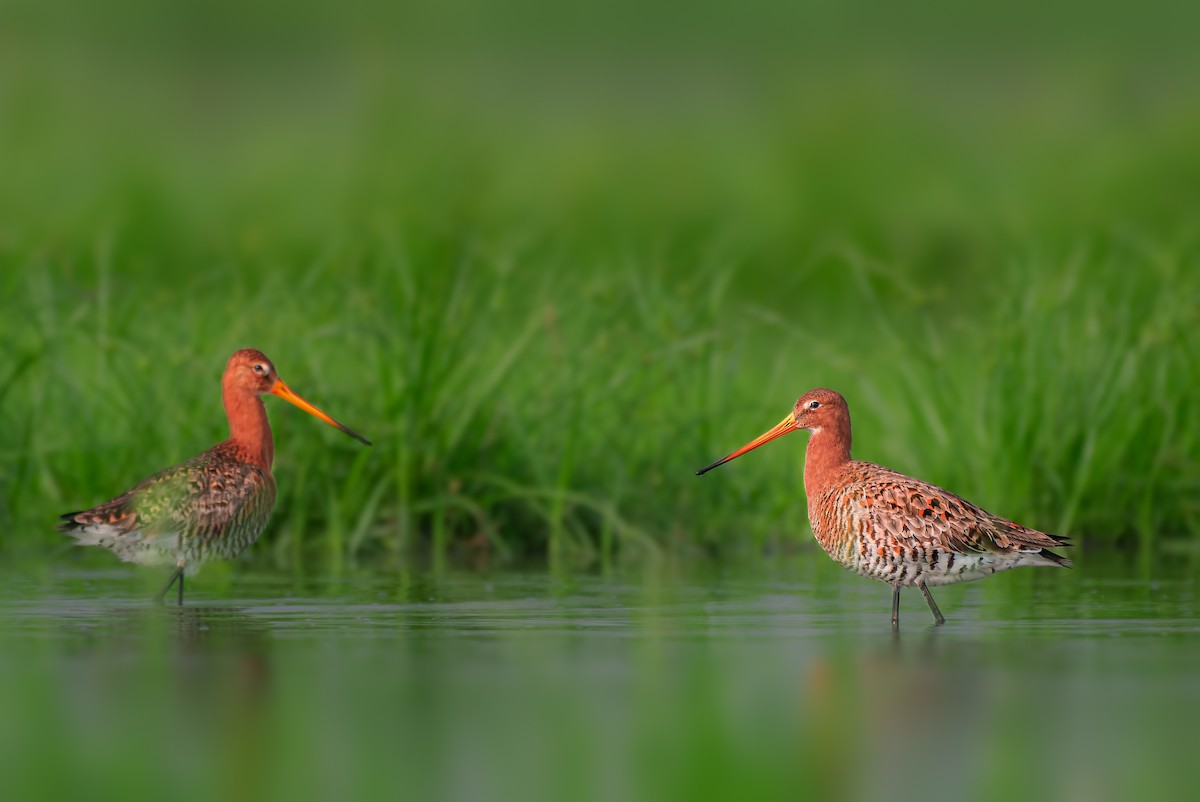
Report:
1,553,1197,802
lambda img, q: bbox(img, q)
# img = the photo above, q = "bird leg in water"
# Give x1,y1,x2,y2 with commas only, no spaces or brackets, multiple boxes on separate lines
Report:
918,579,945,626
154,566,184,606
891,586,900,629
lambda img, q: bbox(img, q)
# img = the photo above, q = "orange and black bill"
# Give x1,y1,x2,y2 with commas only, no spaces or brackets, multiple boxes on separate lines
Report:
696,414,797,476
271,379,372,446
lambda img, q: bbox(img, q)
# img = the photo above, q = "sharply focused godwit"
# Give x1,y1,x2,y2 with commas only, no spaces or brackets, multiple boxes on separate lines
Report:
59,349,371,605
697,388,1070,628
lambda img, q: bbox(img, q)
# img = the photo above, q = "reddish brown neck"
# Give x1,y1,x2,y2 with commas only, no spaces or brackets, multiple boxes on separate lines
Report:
803,415,852,498
223,384,274,469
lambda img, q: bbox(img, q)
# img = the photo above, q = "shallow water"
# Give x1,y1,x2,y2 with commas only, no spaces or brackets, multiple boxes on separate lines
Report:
1,553,1197,802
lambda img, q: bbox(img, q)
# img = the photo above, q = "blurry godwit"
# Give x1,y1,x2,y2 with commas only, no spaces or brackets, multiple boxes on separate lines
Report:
59,349,371,605
697,388,1069,628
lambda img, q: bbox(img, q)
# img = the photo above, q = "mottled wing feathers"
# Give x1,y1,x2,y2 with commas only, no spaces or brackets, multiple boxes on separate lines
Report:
840,462,1069,561
179,451,276,553
59,443,275,565
59,462,194,540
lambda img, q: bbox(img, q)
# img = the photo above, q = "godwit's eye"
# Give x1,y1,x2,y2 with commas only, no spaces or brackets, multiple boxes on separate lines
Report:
253,364,268,376
808,400,820,410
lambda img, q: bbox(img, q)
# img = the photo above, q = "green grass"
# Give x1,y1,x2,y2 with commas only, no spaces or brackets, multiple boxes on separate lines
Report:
2,0,1200,568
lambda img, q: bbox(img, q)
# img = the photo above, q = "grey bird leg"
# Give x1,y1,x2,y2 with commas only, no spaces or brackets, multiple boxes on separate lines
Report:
154,566,184,606
891,586,900,629
918,579,945,626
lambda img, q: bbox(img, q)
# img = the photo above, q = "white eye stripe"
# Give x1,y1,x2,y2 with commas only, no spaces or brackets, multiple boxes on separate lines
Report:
253,363,270,376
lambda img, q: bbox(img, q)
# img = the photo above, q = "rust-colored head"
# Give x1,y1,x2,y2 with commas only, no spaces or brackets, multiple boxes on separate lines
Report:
696,388,847,475
789,388,849,432
223,349,372,446
224,349,281,396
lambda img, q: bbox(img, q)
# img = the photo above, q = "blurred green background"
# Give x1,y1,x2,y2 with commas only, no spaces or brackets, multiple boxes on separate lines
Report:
2,0,1198,565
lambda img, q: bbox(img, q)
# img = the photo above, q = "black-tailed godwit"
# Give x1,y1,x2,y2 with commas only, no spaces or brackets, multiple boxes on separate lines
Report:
59,349,371,605
698,388,1069,628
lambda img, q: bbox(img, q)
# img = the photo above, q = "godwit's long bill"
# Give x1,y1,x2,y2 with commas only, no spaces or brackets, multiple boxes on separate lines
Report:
59,349,371,605
698,388,1070,628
